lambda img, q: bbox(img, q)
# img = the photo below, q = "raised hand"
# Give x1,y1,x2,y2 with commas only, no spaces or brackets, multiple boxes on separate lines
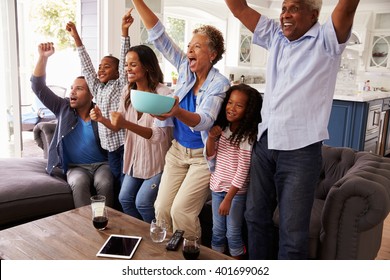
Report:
122,8,134,35
66,21,82,47
38,42,55,58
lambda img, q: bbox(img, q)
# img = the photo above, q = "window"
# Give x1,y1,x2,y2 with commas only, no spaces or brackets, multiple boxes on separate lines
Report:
0,0,21,157
0,0,78,158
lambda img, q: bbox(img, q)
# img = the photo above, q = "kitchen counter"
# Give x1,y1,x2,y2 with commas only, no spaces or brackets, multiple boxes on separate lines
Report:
247,84,390,102
333,89,390,102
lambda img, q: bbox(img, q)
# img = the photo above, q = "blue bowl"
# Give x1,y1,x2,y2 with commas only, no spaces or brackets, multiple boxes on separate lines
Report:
130,89,175,115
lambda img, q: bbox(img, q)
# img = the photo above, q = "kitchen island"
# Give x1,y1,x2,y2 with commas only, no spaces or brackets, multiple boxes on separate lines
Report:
328,89,390,156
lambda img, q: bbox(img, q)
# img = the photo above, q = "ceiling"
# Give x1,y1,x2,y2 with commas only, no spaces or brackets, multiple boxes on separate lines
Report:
195,0,390,11
164,0,390,21
248,0,390,9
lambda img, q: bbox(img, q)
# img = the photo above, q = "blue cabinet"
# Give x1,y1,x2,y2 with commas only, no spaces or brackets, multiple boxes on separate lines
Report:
325,99,383,153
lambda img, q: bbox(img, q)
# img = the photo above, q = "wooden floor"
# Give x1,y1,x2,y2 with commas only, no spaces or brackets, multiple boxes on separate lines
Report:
376,214,390,260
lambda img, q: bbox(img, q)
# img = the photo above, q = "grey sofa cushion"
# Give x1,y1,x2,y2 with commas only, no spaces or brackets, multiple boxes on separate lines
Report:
0,157,74,229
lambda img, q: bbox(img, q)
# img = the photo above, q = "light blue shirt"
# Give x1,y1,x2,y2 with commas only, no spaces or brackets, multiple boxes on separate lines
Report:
254,15,348,150
147,20,230,147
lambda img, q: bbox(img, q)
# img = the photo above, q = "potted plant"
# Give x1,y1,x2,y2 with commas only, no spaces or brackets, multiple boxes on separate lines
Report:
171,71,178,85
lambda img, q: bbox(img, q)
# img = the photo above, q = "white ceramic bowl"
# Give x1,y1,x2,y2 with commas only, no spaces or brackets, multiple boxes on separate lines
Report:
130,89,175,115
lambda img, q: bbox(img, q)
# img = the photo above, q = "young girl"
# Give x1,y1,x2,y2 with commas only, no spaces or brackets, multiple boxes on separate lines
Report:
109,45,173,223
206,84,262,259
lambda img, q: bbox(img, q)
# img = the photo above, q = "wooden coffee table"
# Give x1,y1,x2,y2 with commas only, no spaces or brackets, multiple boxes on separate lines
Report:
0,206,233,260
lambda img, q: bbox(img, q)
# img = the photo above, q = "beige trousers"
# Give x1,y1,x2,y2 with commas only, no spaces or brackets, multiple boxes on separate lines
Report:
154,140,211,238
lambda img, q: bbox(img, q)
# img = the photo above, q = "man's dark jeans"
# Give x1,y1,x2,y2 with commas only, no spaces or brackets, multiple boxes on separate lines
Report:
245,133,322,259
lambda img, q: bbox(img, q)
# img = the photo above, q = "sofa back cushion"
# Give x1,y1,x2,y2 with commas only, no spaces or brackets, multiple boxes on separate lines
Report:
316,145,357,200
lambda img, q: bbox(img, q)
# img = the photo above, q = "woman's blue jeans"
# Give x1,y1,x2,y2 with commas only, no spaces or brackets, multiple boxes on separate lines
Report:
118,171,161,223
211,191,246,257
245,132,322,260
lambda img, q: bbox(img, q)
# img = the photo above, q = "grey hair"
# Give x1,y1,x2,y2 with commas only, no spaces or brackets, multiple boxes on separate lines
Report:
193,25,225,65
303,0,322,14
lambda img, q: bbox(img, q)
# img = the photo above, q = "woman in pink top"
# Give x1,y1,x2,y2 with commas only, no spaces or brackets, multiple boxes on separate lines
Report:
206,84,262,259
110,45,172,222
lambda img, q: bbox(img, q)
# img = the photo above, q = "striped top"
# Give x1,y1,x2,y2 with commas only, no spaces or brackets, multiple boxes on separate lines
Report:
209,128,253,195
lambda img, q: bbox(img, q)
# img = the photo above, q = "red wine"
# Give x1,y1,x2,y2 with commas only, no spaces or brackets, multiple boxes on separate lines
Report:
182,246,200,260
93,216,108,229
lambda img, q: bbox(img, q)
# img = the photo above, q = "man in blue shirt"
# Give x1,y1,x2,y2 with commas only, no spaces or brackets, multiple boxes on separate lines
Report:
31,42,114,208
225,0,360,259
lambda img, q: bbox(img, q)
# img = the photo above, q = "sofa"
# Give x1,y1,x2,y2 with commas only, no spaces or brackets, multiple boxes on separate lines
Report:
0,119,74,230
0,157,74,230
200,145,390,260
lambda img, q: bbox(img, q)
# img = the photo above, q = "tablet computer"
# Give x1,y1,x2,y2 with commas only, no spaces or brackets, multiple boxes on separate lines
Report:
96,234,142,259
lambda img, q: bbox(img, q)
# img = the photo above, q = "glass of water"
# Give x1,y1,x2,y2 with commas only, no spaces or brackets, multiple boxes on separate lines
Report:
150,219,167,243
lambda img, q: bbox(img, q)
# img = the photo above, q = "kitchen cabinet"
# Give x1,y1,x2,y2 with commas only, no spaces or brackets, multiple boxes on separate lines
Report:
325,100,366,151
239,30,252,64
368,34,390,70
238,27,267,67
366,12,390,72
225,17,267,68
379,97,390,156
325,99,383,154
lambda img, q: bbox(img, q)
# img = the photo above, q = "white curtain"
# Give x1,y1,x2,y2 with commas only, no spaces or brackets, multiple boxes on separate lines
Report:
0,0,22,157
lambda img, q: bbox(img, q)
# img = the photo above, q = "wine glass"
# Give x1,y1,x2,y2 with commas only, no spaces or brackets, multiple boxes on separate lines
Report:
92,207,108,230
182,235,200,260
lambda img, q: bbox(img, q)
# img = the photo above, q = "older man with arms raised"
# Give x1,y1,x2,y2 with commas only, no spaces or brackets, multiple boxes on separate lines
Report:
224,0,360,259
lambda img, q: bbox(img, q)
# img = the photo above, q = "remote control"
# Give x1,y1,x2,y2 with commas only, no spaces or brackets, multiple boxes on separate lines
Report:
166,229,185,251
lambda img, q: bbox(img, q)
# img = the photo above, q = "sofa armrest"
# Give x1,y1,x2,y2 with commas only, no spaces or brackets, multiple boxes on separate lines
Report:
320,153,390,259
33,120,57,159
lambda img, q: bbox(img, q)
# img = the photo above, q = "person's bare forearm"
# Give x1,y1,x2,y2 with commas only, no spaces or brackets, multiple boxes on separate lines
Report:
225,0,247,17
73,33,83,47
175,108,201,128
33,55,48,77
224,185,239,203
332,0,360,43
225,0,260,32
206,137,216,157
131,0,159,29
121,120,153,139
99,116,121,132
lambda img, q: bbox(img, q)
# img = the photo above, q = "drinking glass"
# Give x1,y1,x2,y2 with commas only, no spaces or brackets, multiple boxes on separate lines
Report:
150,219,167,243
92,207,108,230
182,235,200,260
90,195,106,214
